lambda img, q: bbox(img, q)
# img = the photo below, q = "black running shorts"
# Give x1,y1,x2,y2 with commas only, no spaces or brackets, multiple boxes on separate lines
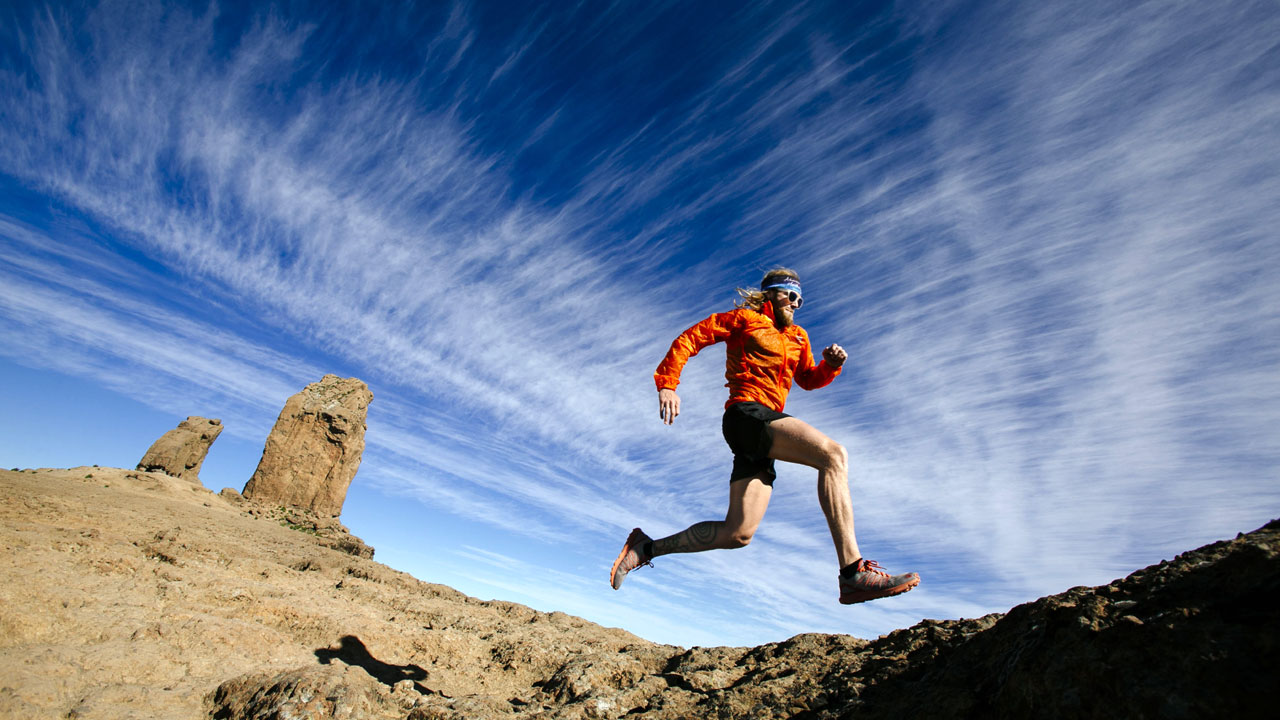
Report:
721,401,791,485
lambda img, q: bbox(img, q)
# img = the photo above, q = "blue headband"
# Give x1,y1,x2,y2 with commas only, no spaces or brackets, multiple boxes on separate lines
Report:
761,278,802,295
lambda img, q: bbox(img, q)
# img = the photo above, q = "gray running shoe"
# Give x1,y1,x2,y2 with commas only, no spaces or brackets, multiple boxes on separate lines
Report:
838,558,919,604
609,528,653,590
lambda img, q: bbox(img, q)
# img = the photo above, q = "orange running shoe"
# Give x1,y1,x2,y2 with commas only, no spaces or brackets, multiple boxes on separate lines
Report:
838,558,919,604
609,528,653,590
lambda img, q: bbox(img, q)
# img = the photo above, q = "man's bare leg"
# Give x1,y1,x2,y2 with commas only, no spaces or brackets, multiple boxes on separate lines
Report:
650,475,773,556
766,416,861,567
768,416,919,603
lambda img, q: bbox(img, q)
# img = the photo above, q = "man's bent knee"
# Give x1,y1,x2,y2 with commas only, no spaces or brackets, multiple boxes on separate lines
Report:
823,441,848,473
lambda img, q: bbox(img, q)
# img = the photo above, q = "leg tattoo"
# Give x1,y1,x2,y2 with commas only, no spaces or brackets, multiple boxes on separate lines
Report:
651,521,723,557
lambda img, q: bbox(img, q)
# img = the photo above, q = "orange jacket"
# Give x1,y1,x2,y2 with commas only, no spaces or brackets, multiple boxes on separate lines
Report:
654,302,841,412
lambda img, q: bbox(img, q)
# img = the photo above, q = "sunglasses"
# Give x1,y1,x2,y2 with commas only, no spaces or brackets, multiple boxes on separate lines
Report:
777,289,803,308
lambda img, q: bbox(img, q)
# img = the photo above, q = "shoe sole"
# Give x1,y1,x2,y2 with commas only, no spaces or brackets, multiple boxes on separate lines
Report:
609,546,629,590
609,531,644,590
839,576,920,605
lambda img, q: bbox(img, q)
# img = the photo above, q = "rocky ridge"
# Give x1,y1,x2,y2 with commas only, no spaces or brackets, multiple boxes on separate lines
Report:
1,466,1276,719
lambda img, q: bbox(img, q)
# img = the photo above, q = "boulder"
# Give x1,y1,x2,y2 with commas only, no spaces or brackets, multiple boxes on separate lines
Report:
205,664,408,720
136,416,222,482
242,375,372,518
219,487,245,504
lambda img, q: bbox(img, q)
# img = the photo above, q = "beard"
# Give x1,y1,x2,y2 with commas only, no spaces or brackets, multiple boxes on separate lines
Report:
771,299,795,328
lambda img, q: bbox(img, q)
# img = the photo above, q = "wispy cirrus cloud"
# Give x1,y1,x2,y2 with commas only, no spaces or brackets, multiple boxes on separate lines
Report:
1,0,1277,647
763,0,1280,595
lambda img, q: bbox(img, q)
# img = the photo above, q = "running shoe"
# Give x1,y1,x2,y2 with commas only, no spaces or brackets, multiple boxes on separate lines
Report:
609,528,653,590
838,558,919,604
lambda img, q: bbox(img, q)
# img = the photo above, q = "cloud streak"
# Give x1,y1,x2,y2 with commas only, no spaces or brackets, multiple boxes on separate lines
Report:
1,0,1277,646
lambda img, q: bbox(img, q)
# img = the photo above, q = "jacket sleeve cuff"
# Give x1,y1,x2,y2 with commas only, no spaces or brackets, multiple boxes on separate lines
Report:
654,374,679,391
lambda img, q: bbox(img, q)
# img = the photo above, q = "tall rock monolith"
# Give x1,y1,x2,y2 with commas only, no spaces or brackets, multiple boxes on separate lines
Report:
242,375,372,518
137,416,223,482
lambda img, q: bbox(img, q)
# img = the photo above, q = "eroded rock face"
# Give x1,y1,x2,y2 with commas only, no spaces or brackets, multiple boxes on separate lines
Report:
136,416,222,481
243,375,372,518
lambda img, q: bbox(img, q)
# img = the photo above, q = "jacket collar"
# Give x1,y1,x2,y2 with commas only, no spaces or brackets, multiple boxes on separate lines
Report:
758,299,793,333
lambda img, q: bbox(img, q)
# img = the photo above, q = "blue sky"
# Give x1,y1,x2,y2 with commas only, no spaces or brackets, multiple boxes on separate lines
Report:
2,0,1278,648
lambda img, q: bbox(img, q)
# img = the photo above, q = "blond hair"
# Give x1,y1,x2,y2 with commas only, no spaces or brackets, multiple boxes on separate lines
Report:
735,267,799,311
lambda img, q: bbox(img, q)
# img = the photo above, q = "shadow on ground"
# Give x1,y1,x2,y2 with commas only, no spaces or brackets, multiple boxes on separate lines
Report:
316,635,431,695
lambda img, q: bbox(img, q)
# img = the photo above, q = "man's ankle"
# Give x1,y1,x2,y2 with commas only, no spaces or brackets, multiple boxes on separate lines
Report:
839,558,864,578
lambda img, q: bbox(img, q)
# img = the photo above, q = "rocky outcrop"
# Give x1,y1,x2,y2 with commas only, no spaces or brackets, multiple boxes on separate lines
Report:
242,375,372,518
136,416,222,481
3,466,1277,720
202,519,1280,720
846,519,1280,720
243,503,375,559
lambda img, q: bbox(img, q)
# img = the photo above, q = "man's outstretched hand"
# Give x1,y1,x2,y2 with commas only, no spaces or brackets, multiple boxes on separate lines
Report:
658,388,681,425
823,344,847,369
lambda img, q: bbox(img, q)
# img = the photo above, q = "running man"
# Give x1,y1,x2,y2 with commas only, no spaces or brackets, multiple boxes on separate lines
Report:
610,268,919,605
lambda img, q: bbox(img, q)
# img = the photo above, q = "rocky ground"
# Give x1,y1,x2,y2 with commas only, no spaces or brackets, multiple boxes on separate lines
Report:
2,467,1276,719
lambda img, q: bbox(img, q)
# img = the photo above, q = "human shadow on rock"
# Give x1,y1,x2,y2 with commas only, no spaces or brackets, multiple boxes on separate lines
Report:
315,635,431,695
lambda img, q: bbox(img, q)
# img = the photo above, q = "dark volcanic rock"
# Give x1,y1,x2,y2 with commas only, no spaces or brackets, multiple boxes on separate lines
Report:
846,519,1280,720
